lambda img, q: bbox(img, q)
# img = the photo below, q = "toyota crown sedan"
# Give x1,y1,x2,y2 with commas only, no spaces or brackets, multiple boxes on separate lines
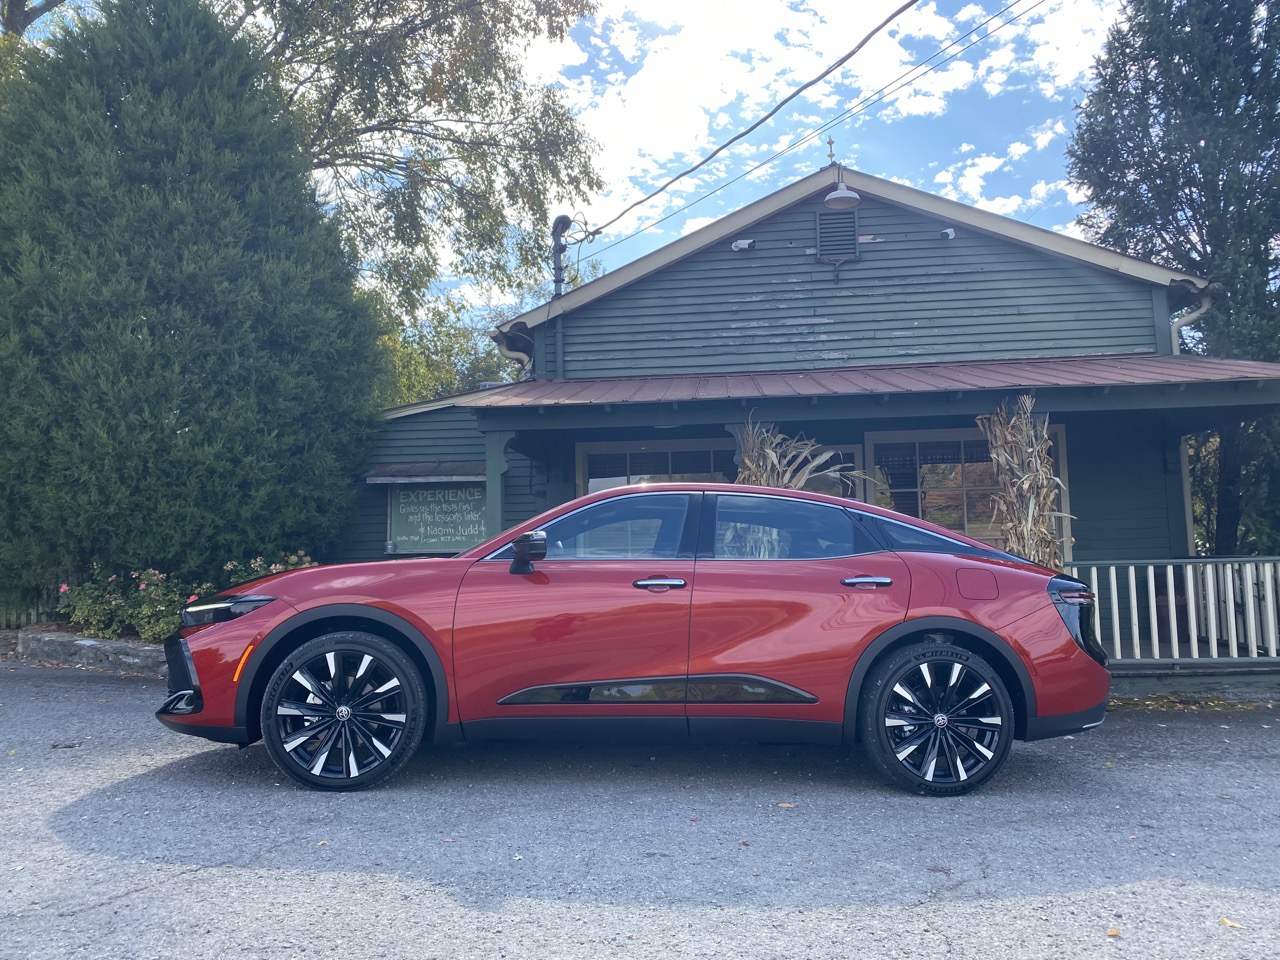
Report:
157,483,1110,796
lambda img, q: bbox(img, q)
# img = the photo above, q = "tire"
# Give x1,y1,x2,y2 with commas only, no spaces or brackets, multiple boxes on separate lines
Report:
858,642,1014,796
259,631,429,791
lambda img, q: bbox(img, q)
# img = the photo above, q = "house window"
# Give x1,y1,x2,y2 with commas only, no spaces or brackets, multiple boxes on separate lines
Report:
865,428,1071,557
577,440,738,494
797,445,865,500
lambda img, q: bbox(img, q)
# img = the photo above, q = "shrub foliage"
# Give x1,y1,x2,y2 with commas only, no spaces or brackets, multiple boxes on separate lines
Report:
0,0,387,600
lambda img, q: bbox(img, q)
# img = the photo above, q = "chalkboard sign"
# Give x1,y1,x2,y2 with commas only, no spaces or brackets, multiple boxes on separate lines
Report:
389,483,486,553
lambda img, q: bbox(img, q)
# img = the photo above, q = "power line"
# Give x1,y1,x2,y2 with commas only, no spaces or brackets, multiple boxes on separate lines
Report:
584,0,1053,258
583,0,924,241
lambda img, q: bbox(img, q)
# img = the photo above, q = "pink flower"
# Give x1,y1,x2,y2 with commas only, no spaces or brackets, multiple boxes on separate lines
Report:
139,583,147,590
59,583,69,594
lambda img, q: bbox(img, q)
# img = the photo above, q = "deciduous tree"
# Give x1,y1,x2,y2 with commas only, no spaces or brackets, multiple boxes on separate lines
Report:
213,0,603,311
1,0,65,38
1067,0,1280,554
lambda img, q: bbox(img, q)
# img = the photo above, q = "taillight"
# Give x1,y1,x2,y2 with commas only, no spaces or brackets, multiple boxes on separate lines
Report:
1048,575,1108,666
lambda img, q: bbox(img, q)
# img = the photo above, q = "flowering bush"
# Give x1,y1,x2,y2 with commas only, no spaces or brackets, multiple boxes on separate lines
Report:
58,550,314,644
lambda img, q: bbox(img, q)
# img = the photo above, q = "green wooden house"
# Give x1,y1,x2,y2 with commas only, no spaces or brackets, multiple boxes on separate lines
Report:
341,167,1280,665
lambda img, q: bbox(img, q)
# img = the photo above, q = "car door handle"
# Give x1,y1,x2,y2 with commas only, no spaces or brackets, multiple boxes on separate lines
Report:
842,576,894,588
634,578,687,589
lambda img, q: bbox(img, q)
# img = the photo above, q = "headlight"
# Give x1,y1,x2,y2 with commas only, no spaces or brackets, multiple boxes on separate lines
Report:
181,595,275,627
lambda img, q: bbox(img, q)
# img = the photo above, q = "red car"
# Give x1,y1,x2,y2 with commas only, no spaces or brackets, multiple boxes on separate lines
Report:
157,483,1109,795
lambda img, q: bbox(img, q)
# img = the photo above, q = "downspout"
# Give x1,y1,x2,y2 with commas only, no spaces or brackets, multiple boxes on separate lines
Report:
1170,284,1220,354
492,332,531,367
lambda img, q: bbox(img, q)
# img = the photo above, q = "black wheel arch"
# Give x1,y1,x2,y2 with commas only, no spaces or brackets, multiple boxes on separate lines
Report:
234,604,457,746
844,616,1037,743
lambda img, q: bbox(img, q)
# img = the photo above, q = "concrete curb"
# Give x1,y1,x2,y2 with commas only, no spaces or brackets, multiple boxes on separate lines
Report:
15,625,166,677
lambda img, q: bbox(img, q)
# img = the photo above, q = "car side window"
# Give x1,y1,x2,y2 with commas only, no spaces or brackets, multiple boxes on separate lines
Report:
870,515,966,553
712,494,866,560
542,494,691,560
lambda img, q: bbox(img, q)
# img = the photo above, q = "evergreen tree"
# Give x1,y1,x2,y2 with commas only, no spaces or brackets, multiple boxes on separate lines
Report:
0,0,387,599
1067,0,1280,554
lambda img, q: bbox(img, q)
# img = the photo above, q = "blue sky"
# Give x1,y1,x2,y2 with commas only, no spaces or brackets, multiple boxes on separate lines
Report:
520,0,1123,279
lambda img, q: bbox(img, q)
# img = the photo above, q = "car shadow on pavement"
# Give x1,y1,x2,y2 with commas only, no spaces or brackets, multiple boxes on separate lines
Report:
42,723,1280,913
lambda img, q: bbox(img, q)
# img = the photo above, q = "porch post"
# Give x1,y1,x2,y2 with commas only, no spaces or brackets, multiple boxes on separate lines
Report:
483,430,516,540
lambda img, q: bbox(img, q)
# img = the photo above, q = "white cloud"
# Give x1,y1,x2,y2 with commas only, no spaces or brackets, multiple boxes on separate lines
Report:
974,194,1024,216
680,216,720,235
1032,119,1068,150
955,153,1006,198
1055,219,1091,241
511,0,1126,261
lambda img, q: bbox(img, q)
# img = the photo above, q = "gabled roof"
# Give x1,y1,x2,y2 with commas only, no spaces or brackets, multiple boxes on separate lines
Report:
497,167,1209,336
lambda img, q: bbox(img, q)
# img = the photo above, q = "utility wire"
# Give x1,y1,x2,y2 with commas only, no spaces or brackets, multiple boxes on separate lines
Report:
587,0,1049,259
584,0,924,240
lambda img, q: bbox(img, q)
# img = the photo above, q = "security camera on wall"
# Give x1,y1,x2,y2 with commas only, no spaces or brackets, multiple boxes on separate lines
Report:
940,228,956,240
731,239,757,252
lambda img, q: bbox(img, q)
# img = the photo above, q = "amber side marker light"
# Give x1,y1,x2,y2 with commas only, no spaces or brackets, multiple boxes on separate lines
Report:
232,645,255,683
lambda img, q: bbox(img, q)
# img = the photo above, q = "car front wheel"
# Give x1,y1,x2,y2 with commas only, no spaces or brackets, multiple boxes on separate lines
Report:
260,631,428,791
859,642,1013,796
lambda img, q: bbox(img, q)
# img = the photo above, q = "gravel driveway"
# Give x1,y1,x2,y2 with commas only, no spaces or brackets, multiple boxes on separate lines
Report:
1,662,1277,960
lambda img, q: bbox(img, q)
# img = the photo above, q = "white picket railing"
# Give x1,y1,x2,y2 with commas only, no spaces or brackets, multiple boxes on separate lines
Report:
1066,558,1280,662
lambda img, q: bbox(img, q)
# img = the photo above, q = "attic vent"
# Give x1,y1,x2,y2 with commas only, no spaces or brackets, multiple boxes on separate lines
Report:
816,210,860,262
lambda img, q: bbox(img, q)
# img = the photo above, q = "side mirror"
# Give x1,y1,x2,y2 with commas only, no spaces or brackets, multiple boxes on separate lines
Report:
509,530,548,575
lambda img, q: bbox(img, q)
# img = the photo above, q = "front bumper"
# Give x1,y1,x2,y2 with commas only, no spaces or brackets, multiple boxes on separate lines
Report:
154,632,250,745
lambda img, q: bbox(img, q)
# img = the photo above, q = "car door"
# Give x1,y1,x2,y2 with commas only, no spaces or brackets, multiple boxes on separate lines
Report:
686,492,911,738
452,491,699,739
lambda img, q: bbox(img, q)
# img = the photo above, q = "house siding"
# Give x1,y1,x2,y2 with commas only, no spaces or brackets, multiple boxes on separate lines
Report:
1062,413,1186,562
551,196,1161,379
336,405,540,561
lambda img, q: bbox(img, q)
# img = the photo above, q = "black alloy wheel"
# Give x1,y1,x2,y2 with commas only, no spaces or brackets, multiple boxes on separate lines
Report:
859,642,1013,796
260,632,428,791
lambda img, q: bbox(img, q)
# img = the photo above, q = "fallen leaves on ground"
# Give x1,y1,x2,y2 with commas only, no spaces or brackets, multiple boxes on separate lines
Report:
1108,694,1272,712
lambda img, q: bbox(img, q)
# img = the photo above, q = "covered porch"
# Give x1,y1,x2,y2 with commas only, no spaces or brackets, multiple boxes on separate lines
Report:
459,353,1280,675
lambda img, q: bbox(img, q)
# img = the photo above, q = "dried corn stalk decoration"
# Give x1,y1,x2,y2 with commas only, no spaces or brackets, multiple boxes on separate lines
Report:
729,418,872,558
975,395,1071,569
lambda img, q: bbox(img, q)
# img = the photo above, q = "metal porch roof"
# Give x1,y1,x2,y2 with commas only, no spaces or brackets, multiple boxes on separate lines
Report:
459,354,1280,409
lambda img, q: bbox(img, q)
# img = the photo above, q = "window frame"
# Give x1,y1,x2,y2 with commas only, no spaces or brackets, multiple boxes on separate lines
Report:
575,438,738,495
864,425,1073,561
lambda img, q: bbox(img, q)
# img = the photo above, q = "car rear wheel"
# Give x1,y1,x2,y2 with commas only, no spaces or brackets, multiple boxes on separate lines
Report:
260,632,428,791
859,642,1013,796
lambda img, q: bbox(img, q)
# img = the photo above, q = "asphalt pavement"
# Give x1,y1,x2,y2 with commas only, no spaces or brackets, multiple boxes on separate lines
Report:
1,661,1277,960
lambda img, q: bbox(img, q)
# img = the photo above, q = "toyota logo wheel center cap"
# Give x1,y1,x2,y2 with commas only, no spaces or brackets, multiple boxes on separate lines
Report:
336,705,352,721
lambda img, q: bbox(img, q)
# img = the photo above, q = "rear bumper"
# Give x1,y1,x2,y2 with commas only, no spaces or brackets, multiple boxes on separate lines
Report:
1023,695,1108,741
